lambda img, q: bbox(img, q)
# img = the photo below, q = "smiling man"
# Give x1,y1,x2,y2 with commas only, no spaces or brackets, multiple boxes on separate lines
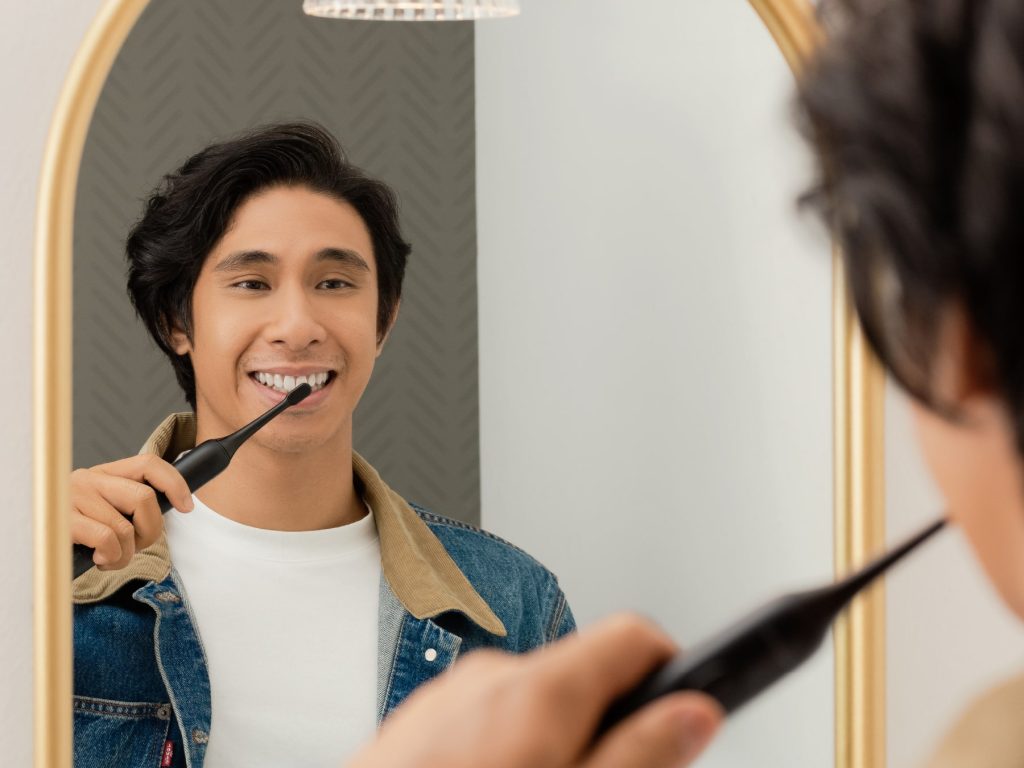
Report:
70,123,574,768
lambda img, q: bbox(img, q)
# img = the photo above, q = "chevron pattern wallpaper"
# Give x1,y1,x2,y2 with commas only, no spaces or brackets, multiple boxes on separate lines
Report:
73,0,481,524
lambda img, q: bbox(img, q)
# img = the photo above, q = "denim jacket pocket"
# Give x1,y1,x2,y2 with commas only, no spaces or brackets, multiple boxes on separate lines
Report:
73,695,172,768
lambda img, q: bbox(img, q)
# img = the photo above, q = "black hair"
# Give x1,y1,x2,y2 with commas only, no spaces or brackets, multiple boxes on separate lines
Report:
125,121,411,409
799,0,1024,450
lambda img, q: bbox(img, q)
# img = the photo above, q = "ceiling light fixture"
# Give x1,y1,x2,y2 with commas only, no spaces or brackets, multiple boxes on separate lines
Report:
302,0,521,21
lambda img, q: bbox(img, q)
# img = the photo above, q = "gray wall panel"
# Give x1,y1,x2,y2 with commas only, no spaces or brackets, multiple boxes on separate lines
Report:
73,0,480,524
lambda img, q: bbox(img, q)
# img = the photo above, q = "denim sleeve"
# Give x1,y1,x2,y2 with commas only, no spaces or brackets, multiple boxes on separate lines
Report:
544,577,577,643
552,595,576,640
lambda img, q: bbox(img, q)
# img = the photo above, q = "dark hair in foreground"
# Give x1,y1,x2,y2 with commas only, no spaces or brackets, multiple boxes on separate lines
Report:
126,122,411,409
799,0,1024,452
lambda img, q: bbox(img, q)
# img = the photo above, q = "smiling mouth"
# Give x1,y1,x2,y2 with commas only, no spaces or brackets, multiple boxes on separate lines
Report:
249,371,336,395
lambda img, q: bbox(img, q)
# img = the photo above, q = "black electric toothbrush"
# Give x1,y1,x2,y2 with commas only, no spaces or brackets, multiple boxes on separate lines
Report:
598,516,946,732
72,383,313,580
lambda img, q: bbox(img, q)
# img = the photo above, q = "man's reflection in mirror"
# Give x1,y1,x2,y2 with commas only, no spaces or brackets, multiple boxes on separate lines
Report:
70,122,575,768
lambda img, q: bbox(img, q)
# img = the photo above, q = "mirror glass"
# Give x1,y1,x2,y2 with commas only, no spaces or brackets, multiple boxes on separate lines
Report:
71,2,833,766
474,4,832,766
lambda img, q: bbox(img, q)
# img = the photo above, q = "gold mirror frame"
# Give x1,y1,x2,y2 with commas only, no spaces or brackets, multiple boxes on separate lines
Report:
33,1,884,766
744,5,887,767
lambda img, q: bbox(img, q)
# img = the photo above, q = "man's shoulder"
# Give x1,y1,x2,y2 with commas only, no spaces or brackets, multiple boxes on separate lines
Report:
409,502,557,581
407,502,574,647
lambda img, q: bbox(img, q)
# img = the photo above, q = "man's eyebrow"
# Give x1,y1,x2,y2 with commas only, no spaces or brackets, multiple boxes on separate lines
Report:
315,248,370,272
212,248,370,273
213,250,277,272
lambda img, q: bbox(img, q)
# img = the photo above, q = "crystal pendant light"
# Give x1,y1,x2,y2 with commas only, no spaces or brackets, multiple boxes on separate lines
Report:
302,0,521,21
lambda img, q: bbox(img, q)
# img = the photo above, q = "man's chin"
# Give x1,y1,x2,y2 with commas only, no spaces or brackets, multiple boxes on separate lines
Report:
250,429,335,456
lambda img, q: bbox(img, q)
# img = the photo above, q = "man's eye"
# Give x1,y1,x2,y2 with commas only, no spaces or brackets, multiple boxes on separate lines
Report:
233,279,269,290
318,279,352,290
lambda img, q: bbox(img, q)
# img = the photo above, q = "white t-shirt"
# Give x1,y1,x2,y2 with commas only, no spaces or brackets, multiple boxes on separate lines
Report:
163,495,381,767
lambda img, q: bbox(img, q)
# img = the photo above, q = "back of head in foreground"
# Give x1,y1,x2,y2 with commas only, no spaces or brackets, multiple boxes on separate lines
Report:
801,0,1024,621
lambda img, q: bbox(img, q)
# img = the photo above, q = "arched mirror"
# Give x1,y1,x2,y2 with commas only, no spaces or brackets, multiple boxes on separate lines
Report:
34,1,886,766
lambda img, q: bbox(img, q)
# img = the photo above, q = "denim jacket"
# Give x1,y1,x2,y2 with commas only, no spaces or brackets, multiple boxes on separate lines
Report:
72,414,575,768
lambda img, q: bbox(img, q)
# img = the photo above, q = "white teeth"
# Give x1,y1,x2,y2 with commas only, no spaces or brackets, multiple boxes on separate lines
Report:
253,371,331,393
293,373,328,388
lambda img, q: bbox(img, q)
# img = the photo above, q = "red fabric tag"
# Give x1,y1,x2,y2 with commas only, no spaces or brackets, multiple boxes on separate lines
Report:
161,740,174,768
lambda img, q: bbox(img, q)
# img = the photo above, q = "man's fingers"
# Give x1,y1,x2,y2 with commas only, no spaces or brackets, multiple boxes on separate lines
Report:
72,470,168,563
68,456,183,573
469,614,681,758
528,614,677,715
80,472,166,548
93,454,194,513
583,692,722,768
70,503,133,567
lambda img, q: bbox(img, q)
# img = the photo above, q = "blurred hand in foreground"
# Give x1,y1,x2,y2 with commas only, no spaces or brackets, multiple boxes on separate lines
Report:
347,613,722,768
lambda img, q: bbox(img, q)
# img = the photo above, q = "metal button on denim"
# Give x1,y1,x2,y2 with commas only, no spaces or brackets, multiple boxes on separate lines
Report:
424,648,438,662
156,704,171,720
192,728,209,744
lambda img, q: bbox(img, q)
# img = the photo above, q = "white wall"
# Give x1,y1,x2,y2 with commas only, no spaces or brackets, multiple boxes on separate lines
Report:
0,2,104,764
476,3,834,766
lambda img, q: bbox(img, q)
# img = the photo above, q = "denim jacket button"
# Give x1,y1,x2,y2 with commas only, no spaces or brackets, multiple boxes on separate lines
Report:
192,728,209,745
156,704,171,721
156,592,181,603
424,648,438,662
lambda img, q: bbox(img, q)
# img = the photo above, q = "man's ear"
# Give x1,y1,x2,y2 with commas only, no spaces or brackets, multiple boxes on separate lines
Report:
376,300,401,358
168,323,192,356
931,303,996,406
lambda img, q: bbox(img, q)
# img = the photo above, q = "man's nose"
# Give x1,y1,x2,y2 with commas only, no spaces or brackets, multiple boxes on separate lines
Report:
264,284,327,349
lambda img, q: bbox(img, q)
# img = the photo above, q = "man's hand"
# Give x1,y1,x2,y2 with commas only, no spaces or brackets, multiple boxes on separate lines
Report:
70,455,194,570
348,614,722,768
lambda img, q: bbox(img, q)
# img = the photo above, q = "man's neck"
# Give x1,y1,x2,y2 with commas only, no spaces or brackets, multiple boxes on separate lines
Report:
191,429,365,532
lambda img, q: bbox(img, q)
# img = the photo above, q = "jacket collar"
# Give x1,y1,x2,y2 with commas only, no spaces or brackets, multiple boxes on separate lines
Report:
72,412,506,637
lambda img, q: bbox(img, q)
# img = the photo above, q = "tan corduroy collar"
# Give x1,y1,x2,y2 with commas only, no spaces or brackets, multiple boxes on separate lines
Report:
921,671,1024,768
72,413,506,637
